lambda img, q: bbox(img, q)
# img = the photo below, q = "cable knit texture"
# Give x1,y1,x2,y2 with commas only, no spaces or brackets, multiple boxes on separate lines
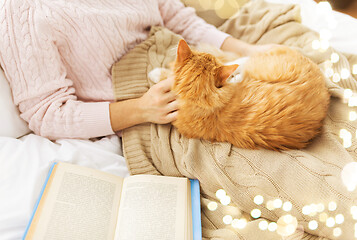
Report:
0,0,229,140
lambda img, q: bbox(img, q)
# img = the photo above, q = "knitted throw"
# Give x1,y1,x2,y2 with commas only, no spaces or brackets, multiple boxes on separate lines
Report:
112,1,357,239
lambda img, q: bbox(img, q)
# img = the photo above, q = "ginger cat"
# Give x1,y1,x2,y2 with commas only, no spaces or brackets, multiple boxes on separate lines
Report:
150,40,330,151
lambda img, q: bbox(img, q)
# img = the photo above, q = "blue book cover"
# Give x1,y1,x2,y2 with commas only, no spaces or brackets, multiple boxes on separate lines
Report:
22,162,57,239
190,179,202,240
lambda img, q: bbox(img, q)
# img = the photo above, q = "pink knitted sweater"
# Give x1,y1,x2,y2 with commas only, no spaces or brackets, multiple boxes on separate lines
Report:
0,0,229,140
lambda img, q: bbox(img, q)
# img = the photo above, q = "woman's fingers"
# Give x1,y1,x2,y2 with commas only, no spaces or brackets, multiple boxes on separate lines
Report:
166,99,179,112
156,76,175,92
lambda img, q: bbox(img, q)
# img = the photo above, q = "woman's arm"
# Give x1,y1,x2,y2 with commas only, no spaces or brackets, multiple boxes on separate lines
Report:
0,3,114,140
220,36,279,56
158,0,278,56
109,77,178,132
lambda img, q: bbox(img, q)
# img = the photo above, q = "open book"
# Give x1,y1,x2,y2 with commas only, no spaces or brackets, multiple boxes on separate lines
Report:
23,162,201,240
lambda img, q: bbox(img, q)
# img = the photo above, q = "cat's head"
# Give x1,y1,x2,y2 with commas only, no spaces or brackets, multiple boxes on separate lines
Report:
172,39,238,107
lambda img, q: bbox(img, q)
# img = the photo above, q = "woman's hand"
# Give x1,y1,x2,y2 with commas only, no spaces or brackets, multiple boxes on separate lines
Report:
109,77,178,132
220,37,280,56
138,76,179,124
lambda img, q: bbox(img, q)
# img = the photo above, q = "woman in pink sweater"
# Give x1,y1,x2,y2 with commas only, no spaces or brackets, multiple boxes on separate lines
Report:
0,0,273,140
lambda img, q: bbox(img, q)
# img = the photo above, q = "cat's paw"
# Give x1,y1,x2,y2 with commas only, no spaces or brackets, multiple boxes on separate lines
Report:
148,68,166,84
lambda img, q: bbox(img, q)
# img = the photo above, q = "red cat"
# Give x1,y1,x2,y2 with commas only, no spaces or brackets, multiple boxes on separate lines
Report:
150,40,330,150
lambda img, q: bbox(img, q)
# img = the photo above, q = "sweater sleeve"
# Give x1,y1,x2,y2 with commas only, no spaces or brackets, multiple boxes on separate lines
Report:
158,0,230,48
0,3,114,140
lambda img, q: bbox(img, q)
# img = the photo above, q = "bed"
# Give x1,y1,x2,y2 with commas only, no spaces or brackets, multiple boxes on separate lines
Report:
1,0,357,239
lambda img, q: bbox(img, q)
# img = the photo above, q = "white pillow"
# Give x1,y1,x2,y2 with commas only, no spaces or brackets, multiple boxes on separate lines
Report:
0,67,31,138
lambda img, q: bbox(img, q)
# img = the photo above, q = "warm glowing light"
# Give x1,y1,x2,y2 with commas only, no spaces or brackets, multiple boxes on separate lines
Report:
328,202,337,211
283,201,293,212
348,96,357,107
335,214,344,224
277,214,298,237
268,222,278,232
351,206,357,215
232,218,247,229
343,139,352,148
310,204,318,215
207,201,218,211
325,68,334,78
333,227,342,237
344,89,353,99
308,220,318,230
312,40,320,50
223,215,233,224
353,64,357,75
220,195,231,205
341,68,350,79
320,39,330,51
259,220,269,230
254,195,264,205
330,53,339,63
350,111,357,121
273,199,283,209
326,217,336,227
340,129,351,139
216,189,226,199
332,73,341,82
266,200,275,211
317,203,325,213
341,163,357,192
319,212,328,222
302,205,312,215
251,209,261,219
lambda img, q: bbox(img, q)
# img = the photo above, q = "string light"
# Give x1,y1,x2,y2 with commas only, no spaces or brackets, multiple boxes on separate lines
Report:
325,67,334,78
330,53,340,63
282,201,293,212
223,215,233,225
333,227,342,237
332,72,341,82
251,209,262,219
326,217,336,228
276,214,298,237
268,222,278,232
319,212,328,222
344,89,353,99
341,162,357,191
254,195,264,205
273,199,283,209
207,201,218,211
328,201,337,211
232,218,247,229
259,220,269,230
317,203,325,213
349,111,357,121
335,214,345,224
312,40,320,50
216,189,226,199
341,68,350,79
302,205,312,215
308,220,318,230
266,200,275,211
353,64,357,75
220,195,231,205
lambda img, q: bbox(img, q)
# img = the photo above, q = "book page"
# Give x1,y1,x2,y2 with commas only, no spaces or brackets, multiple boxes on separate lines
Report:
114,175,188,240
27,162,123,240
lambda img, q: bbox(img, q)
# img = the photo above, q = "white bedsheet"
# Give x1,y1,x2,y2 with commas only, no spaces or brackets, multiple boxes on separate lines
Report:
1,1,357,239
0,134,129,240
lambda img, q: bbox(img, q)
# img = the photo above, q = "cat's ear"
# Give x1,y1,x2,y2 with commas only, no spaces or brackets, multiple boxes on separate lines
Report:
218,64,239,82
177,39,192,63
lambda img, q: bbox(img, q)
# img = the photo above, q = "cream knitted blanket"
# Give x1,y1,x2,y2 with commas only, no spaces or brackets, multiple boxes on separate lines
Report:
112,1,357,239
